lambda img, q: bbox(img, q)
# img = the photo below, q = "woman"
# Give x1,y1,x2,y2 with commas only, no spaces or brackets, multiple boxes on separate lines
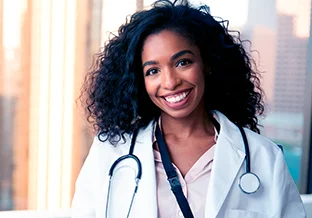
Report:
72,0,306,217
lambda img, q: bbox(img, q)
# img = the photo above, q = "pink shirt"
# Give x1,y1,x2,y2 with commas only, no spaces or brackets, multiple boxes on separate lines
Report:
152,122,217,218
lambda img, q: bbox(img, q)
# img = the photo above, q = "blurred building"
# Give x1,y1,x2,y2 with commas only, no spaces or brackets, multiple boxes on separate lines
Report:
273,14,308,113
244,0,311,147
245,0,310,114
244,0,277,109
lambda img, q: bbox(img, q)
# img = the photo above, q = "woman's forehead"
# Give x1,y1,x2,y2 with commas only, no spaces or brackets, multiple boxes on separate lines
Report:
141,30,199,61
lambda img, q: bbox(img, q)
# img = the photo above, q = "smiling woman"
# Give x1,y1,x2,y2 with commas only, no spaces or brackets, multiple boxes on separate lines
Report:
72,0,306,217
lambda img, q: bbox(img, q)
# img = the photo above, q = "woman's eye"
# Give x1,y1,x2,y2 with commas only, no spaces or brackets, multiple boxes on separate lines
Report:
176,59,193,67
145,68,158,76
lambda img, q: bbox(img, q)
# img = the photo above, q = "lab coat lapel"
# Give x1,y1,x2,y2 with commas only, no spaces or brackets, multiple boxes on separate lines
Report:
205,111,246,218
128,122,158,218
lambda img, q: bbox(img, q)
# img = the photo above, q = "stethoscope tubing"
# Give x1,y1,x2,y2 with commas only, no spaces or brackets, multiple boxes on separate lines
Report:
236,126,261,194
238,126,251,173
108,154,142,179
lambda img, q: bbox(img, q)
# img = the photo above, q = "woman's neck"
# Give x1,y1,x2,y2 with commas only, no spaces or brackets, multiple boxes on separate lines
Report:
160,110,215,140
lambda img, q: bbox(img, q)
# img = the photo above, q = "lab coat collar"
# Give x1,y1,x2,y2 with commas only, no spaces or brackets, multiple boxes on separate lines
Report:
205,111,246,217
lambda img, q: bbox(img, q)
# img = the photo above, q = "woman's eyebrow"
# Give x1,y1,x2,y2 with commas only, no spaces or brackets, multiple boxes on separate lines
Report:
142,60,159,69
170,50,194,61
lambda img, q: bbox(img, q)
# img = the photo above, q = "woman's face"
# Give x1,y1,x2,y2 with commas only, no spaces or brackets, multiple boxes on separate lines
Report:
141,30,205,119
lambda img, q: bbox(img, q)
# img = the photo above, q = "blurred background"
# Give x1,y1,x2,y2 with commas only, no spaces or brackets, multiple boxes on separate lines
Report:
0,0,311,212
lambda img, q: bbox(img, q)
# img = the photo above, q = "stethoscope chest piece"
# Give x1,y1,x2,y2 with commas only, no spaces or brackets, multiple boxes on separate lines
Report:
238,172,260,194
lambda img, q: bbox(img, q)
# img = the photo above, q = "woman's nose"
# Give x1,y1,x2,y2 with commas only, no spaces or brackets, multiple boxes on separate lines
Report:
162,68,181,90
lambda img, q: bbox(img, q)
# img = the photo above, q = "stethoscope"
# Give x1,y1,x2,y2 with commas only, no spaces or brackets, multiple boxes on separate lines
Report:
105,117,261,218
105,127,141,218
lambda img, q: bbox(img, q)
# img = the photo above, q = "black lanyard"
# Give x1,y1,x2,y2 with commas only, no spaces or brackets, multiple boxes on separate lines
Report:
155,123,195,218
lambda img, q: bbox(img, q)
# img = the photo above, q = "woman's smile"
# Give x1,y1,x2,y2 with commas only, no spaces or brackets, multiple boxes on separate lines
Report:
161,88,193,109
162,88,192,103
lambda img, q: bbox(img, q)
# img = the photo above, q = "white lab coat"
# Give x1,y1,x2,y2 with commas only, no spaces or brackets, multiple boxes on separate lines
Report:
71,111,306,218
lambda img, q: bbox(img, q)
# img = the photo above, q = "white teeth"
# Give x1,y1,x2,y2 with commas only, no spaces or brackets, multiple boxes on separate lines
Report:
164,91,189,103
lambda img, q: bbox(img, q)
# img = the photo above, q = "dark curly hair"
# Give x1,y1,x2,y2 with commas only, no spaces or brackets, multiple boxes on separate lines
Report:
80,0,264,145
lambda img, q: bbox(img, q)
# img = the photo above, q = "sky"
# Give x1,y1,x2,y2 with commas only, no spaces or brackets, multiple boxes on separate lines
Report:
3,0,23,47
192,0,249,27
277,0,311,37
143,0,249,27
180,0,311,37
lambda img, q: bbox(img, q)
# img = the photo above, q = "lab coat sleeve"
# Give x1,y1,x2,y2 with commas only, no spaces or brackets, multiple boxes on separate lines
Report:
272,149,306,218
71,138,100,218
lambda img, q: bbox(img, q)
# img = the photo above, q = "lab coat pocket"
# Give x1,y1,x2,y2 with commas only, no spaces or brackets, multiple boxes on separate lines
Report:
225,209,268,218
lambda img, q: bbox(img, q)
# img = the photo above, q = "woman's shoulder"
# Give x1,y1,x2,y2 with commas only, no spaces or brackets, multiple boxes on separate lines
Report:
215,110,282,156
90,133,130,154
90,120,155,150
244,127,282,154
